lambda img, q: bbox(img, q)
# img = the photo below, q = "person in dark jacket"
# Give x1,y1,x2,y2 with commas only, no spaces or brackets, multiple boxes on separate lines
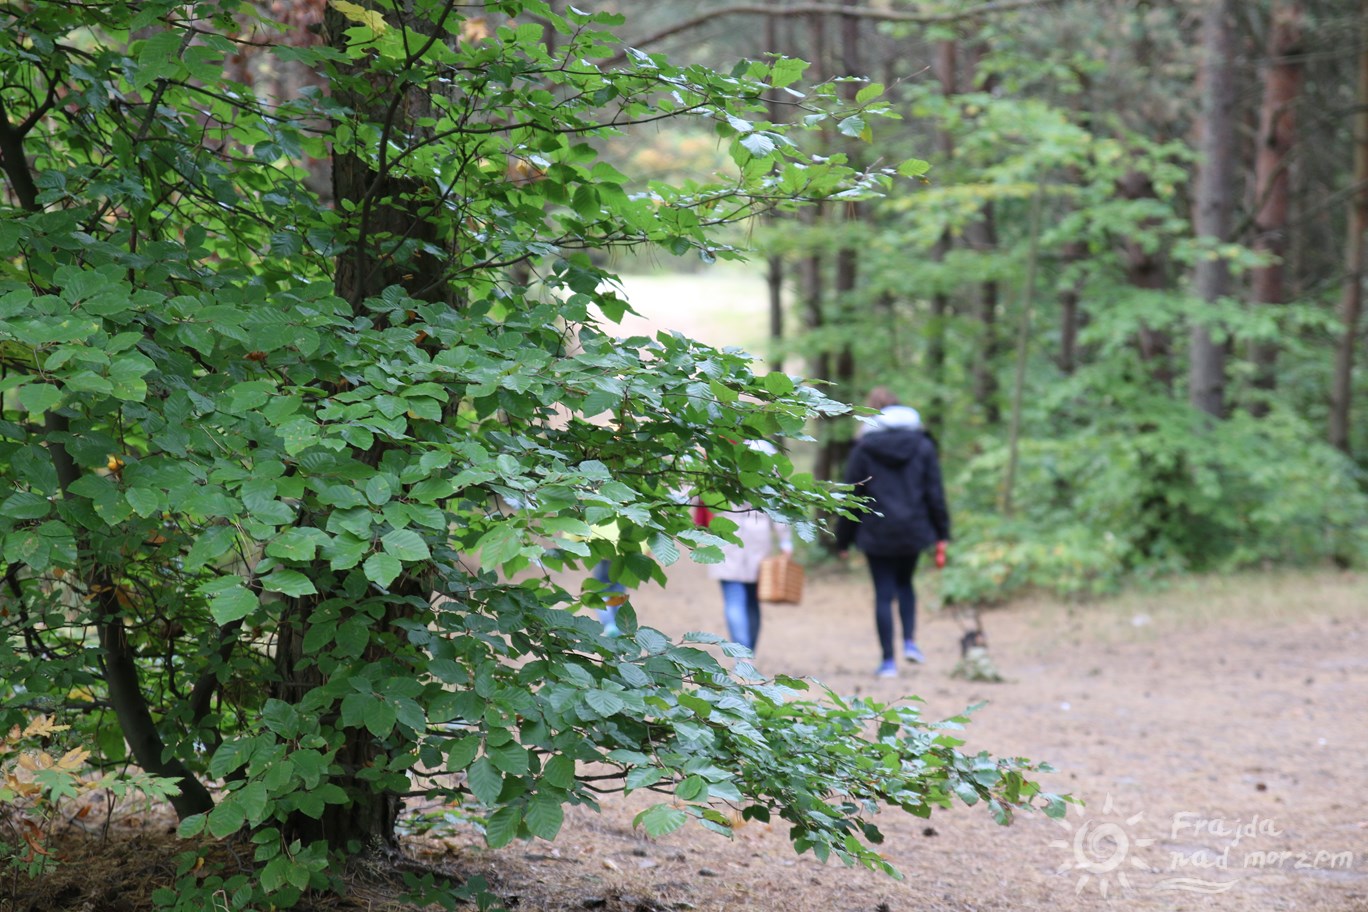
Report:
835,388,950,678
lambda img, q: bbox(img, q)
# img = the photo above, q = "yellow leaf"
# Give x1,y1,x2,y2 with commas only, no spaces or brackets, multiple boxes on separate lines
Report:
17,752,50,772
22,715,69,738
330,0,387,33
56,747,90,771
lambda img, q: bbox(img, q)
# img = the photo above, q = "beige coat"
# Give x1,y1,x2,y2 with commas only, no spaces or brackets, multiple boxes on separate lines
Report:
706,506,793,583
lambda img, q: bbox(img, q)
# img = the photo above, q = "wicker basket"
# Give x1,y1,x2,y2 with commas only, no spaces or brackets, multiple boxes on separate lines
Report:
757,553,804,604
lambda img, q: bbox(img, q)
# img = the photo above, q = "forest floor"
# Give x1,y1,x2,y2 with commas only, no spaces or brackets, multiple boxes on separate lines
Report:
10,562,1367,912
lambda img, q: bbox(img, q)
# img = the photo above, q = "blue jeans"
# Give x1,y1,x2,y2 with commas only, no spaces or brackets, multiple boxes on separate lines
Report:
591,560,626,630
720,580,761,651
866,553,920,661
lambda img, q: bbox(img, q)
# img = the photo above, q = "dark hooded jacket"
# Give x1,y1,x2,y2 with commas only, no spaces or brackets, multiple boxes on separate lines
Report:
834,420,950,557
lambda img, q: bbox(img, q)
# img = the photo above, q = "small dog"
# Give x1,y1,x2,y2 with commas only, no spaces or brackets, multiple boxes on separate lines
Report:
950,613,1006,683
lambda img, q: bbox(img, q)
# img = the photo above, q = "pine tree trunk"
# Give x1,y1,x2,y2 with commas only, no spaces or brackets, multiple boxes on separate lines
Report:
1248,2,1304,415
1330,0,1368,453
1189,0,1237,418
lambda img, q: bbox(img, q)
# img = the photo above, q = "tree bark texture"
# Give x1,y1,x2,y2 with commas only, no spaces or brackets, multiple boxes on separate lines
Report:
1189,0,1237,418
1329,0,1368,453
965,203,1002,426
1248,2,1304,414
967,46,1002,426
820,0,862,477
925,39,957,431
765,2,785,372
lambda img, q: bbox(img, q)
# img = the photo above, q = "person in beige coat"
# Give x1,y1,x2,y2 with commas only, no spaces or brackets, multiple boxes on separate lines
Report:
706,505,792,652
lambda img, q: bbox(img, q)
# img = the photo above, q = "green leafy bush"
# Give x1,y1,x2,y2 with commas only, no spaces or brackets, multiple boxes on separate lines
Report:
944,400,1367,605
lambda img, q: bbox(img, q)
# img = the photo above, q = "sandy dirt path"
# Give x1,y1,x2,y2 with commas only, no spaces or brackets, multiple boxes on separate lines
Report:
440,559,1368,912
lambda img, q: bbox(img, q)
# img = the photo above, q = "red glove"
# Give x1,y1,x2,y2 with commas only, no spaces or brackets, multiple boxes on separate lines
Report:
934,541,947,569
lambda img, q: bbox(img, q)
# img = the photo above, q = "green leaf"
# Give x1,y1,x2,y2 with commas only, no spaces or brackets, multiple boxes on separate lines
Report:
541,754,576,789
363,552,402,588
19,383,61,414
647,533,679,566
467,756,503,805
444,735,480,772
897,158,931,178
178,814,207,838
362,698,397,738
582,689,625,718
739,132,776,158
484,804,523,849
203,580,258,624
855,82,884,104
185,526,235,572
634,804,687,838
124,486,161,518
769,57,808,88
266,528,321,561
206,799,247,838
260,569,318,597
381,528,430,561
2,491,51,520
837,115,866,138
524,792,565,840
675,775,707,802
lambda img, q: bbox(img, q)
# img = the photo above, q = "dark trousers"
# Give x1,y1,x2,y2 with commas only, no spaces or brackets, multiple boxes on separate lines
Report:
866,552,921,661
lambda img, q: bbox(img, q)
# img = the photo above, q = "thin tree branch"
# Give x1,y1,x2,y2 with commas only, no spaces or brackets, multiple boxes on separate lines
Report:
603,0,1073,65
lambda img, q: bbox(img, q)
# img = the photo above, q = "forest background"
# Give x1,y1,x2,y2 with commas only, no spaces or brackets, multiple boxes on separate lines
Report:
601,0,1368,604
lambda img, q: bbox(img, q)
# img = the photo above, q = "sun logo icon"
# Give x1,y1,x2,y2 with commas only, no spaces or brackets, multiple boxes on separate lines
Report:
1048,794,1154,897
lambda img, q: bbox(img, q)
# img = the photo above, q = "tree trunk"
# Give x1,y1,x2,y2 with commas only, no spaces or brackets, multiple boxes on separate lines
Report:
925,39,957,432
1056,239,1085,375
1189,0,1237,418
1248,2,1304,415
766,3,785,372
819,0,862,475
271,2,453,854
803,10,839,487
967,46,1002,426
965,202,1001,425
1330,0,1368,453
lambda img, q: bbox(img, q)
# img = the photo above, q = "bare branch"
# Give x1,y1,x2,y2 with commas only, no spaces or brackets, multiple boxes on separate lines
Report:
603,0,1074,65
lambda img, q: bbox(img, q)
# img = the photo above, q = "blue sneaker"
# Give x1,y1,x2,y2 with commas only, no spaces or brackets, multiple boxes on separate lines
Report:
876,659,898,679
903,641,925,663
